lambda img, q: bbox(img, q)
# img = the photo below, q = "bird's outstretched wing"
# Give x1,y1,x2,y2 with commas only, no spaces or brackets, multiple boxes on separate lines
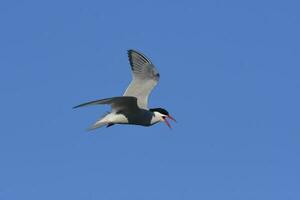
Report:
123,49,160,109
73,96,139,113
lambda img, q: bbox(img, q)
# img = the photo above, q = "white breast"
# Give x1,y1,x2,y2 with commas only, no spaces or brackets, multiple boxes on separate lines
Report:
99,113,129,124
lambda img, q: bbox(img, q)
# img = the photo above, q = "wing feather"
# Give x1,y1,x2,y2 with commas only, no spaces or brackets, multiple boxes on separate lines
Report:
124,50,160,109
73,96,139,113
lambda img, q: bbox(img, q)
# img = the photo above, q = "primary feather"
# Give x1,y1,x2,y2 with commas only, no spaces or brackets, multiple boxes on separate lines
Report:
124,50,160,109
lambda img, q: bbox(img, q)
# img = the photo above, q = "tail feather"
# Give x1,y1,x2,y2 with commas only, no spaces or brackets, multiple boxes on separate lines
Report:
87,121,107,131
86,112,111,131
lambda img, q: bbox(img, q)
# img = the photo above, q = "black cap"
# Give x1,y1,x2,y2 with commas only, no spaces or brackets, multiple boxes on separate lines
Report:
149,108,169,115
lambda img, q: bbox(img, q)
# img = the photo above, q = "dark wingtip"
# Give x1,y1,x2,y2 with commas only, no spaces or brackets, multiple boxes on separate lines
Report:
72,104,82,109
127,49,151,64
127,49,137,53
127,50,134,69
127,49,135,57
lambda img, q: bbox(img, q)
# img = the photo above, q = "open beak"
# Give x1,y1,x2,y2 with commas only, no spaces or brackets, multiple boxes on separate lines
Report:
162,115,177,129
167,115,177,123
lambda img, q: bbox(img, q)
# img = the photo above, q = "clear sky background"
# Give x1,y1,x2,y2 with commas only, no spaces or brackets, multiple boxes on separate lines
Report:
1,0,299,199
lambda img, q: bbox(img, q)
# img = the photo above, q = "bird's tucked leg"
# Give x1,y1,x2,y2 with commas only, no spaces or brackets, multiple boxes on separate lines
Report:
106,123,115,128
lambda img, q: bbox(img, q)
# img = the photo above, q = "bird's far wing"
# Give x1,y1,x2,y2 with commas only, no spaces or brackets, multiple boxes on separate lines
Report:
123,49,160,109
73,96,139,113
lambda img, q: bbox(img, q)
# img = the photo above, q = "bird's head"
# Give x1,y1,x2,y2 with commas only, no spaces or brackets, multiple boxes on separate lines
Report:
150,108,176,129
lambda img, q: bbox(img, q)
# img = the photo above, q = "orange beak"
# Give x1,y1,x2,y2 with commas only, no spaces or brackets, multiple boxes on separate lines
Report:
163,115,177,129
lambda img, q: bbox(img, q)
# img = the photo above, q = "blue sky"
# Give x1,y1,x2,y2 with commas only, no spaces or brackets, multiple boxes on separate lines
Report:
1,0,300,199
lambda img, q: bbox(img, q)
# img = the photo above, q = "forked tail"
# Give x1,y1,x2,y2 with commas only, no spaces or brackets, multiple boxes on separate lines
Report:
87,112,112,131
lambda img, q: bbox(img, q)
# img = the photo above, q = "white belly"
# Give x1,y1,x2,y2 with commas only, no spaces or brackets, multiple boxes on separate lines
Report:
98,110,157,126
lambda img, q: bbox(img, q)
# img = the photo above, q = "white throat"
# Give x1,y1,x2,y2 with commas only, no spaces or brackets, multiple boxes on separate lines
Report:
151,111,164,125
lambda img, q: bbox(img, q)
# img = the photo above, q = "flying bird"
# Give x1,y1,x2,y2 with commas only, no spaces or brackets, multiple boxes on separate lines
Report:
73,49,176,130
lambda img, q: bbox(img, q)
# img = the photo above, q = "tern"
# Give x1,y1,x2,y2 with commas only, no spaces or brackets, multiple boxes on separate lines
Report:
74,49,176,130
